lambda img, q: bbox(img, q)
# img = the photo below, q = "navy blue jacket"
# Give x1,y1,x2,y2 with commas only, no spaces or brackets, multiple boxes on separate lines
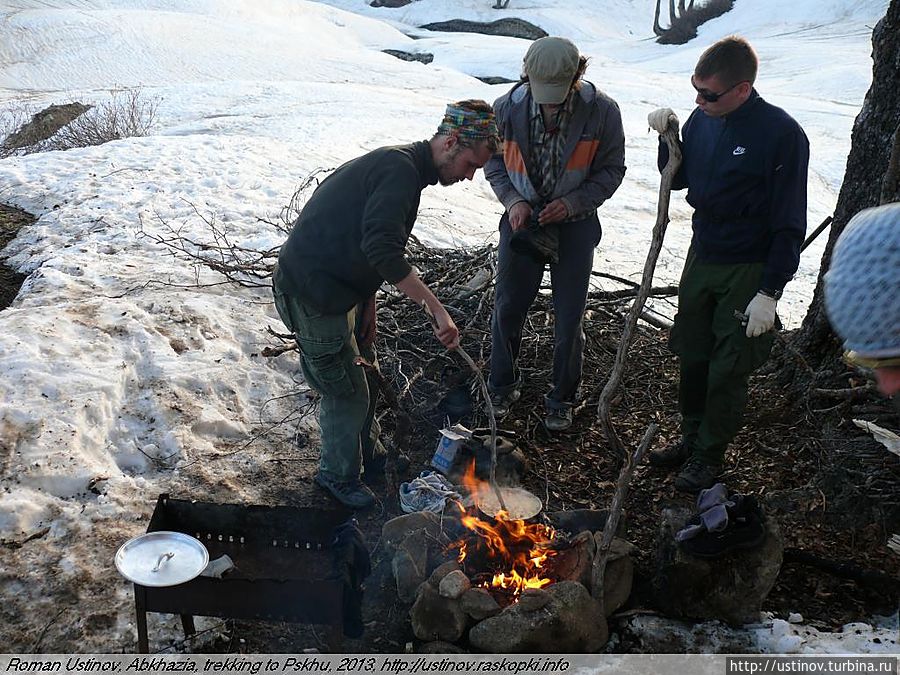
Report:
659,90,809,292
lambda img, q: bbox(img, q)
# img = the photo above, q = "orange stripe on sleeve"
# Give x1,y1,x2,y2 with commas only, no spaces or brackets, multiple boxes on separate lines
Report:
503,141,528,176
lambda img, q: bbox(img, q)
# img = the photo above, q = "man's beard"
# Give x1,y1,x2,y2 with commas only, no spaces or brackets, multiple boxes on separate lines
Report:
436,147,462,185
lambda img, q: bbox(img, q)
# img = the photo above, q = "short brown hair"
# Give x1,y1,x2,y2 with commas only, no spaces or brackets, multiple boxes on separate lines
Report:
695,35,758,87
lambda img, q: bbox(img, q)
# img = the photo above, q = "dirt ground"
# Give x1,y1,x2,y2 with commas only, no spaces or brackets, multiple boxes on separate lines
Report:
2,213,896,653
0,203,31,310
221,288,899,654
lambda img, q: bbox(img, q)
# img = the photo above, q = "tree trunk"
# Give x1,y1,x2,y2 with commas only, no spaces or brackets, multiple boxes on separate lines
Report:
792,0,900,374
653,0,665,36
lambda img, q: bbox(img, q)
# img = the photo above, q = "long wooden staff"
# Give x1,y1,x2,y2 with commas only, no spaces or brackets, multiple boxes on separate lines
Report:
597,122,682,458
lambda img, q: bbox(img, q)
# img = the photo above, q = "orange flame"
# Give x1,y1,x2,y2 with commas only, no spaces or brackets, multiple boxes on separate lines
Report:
452,460,556,599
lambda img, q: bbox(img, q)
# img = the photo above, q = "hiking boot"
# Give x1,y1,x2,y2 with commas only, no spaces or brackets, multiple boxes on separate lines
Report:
648,439,691,468
544,406,573,432
674,458,722,494
314,472,376,509
486,388,521,417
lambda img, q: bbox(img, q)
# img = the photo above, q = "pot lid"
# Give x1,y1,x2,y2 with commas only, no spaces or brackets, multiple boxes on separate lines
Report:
115,531,209,587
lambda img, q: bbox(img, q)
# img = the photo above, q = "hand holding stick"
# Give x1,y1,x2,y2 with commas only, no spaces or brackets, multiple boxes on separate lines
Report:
421,301,507,513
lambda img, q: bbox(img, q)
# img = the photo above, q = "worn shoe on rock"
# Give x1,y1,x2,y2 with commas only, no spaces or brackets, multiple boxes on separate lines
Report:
314,472,376,509
679,494,767,558
674,458,722,493
544,406,573,432
487,388,521,417
648,439,692,468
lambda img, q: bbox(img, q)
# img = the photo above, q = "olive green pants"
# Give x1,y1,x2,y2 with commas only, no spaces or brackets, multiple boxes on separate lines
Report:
272,268,384,482
669,251,777,466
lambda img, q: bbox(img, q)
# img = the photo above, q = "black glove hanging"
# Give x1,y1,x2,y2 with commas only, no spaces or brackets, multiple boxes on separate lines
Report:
510,203,560,264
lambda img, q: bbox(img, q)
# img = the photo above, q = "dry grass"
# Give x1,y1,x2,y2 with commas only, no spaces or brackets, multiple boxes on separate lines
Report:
1,88,159,157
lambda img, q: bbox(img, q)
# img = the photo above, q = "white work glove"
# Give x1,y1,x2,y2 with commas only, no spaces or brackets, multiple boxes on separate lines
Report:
744,292,777,338
648,107,678,134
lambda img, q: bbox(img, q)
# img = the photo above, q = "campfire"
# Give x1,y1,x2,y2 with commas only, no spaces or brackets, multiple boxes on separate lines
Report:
386,459,634,651
448,462,561,604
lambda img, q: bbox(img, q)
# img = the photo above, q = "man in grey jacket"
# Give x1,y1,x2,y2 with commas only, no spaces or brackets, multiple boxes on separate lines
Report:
485,36,626,431
274,100,500,508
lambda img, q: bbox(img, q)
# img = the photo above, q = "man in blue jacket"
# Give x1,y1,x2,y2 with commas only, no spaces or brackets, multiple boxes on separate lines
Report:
485,36,626,431
274,101,500,509
647,36,809,492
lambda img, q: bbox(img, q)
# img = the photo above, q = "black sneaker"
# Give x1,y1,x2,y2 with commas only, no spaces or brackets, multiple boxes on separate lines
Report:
679,495,767,558
486,388,521,417
674,458,722,493
648,440,691,468
544,406,573,431
314,472,376,509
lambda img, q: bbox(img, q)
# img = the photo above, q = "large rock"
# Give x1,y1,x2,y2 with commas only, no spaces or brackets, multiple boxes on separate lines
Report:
550,530,595,588
2,102,91,151
410,582,469,643
439,570,471,599
382,49,433,65
468,581,608,653
382,512,443,548
392,531,429,603
439,515,471,542
654,505,783,625
428,560,461,587
460,587,501,621
419,19,547,40
590,537,635,616
516,587,551,612
475,76,517,86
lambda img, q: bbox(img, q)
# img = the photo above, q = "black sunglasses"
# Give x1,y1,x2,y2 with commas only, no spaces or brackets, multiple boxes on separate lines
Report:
692,78,742,103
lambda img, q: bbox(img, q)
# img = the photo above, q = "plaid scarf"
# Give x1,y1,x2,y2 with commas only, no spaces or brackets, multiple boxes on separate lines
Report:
528,91,575,200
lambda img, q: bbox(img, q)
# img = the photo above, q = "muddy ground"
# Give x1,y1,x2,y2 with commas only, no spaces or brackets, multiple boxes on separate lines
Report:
0,203,31,310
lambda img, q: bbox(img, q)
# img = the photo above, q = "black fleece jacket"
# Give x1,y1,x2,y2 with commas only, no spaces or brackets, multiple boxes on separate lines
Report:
277,141,439,314
659,90,809,293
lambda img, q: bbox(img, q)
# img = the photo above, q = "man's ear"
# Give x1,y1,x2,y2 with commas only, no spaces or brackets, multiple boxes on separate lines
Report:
442,133,459,152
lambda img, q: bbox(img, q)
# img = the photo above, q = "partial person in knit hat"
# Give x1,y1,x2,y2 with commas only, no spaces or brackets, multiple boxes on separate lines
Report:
273,100,500,509
824,202,900,397
484,36,626,432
